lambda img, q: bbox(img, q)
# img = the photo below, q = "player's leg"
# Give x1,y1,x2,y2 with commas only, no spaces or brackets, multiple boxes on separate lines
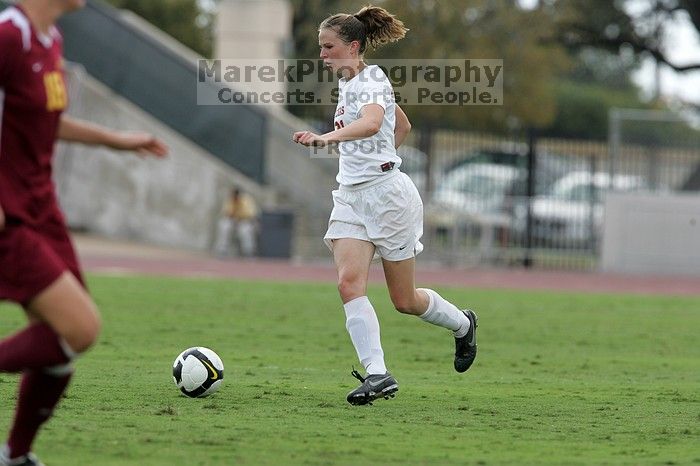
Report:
1,272,100,461
333,238,398,404
380,256,427,315
0,271,99,370
24,271,101,355
334,237,375,303
333,238,386,373
382,258,477,373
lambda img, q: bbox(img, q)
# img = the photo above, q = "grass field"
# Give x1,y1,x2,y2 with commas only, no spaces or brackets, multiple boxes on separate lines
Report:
1,275,699,465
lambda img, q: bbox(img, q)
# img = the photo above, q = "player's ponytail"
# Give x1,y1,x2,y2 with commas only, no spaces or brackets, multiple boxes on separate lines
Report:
320,4,408,55
353,5,407,53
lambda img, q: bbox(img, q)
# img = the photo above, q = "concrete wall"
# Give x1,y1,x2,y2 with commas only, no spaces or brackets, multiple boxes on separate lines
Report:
55,3,337,258
264,109,337,258
118,4,336,221
601,192,700,276
55,65,272,251
56,64,337,257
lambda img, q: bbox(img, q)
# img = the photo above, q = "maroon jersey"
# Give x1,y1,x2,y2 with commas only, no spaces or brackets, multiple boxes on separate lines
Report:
0,5,68,227
0,6,83,304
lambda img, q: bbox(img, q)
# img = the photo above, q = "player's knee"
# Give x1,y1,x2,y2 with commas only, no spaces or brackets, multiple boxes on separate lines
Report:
67,310,102,354
392,300,414,314
391,295,421,315
337,275,364,302
70,326,99,354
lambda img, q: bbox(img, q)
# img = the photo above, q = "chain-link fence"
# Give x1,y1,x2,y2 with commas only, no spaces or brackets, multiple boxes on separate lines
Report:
398,113,700,270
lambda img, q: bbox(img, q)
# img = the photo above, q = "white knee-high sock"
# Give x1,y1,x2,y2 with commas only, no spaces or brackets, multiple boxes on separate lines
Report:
343,296,387,375
418,288,470,337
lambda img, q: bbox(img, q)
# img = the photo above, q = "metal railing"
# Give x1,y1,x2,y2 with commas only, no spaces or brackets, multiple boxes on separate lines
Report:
400,123,700,270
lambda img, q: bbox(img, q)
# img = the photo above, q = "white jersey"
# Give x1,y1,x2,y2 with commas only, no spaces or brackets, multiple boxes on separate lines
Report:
333,65,402,185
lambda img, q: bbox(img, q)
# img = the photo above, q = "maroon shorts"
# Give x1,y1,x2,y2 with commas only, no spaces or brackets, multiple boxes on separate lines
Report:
0,218,85,307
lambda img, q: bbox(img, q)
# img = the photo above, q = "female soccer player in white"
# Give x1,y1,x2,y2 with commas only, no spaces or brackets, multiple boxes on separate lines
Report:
293,5,477,406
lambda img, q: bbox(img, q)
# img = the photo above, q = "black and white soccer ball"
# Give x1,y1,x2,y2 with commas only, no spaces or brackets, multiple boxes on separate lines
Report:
172,347,224,398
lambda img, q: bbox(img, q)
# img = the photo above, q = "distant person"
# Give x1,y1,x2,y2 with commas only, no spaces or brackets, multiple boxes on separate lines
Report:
214,188,259,257
0,1,168,465
293,6,478,406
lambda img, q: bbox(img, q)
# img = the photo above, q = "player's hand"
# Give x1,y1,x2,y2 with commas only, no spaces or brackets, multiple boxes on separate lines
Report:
111,131,169,158
292,131,327,147
0,204,4,231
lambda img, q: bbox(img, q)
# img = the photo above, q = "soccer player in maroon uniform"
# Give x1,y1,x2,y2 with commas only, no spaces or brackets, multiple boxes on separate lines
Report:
0,1,167,464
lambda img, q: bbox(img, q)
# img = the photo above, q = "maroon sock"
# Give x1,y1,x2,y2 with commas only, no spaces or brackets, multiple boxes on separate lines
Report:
7,369,73,459
0,323,71,372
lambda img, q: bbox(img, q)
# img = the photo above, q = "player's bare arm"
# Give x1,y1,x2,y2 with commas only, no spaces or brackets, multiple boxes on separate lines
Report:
0,204,4,231
394,104,411,149
293,104,384,147
58,115,169,157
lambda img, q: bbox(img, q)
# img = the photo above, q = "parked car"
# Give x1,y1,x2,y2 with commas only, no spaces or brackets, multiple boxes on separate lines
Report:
441,146,528,174
443,146,573,188
432,163,521,216
427,152,599,258
432,150,573,213
515,171,648,246
428,163,520,260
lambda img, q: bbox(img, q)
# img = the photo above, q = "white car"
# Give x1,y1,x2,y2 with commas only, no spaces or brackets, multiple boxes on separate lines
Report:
432,163,522,216
524,171,648,245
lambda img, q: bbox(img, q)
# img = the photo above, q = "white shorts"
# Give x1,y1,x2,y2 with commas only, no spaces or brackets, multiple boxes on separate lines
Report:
324,170,424,262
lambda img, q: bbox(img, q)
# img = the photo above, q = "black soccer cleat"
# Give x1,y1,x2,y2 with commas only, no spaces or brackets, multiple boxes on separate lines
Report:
346,369,398,405
0,450,45,466
454,310,478,373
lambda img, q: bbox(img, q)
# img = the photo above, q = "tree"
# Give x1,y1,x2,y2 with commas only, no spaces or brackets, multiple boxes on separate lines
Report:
543,79,653,139
288,0,570,133
544,39,654,139
105,0,214,57
550,0,700,73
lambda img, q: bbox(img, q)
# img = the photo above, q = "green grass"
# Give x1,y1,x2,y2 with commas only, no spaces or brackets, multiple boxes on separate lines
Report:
1,275,699,465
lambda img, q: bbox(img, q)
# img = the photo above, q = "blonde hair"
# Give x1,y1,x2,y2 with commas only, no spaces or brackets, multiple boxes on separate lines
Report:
319,5,408,54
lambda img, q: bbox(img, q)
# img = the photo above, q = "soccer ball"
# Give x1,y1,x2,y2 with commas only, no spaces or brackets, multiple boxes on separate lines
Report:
172,347,224,398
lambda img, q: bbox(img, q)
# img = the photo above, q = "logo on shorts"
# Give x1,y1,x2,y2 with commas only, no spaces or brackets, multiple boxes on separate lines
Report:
399,246,407,250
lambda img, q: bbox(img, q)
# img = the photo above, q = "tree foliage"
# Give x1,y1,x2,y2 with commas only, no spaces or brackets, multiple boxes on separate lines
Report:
104,0,214,57
289,0,569,133
550,0,700,73
544,79,651,139
103,0,691,139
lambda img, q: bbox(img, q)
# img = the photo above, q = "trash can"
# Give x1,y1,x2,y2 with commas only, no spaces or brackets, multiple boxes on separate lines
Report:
258,210,294,258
